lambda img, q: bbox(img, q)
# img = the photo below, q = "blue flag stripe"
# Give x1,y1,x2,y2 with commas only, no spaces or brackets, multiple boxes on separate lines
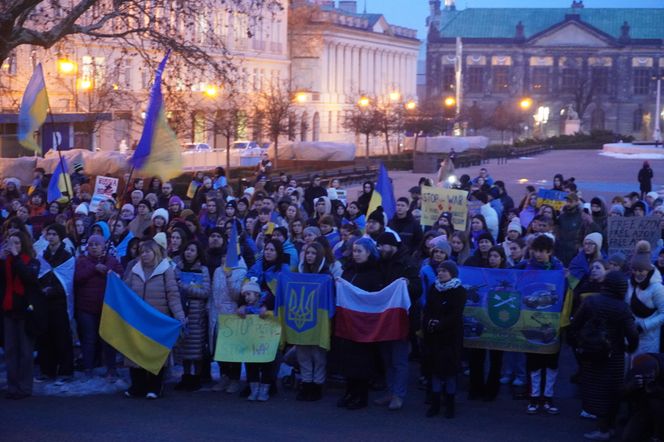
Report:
47,158,67,203
226,220,240,267
103,273,181,348
376,163,396,219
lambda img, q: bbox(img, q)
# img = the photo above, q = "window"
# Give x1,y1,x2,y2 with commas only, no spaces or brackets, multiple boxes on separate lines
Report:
591,67,609,94
467,67,484,93
633,68,651,95
531,67,549,94
492,66,509,93
633,108,643,132
443,66,455,92
561,68,578,94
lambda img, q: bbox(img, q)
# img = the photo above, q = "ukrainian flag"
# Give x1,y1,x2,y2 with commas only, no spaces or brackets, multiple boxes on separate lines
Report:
47,157,72,204
129,51,182,181
366,162,396,220
100,272,181,375
18,63,49,153
225,220,241,268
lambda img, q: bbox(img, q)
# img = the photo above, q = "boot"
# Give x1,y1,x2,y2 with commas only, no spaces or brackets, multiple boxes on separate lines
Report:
257,383,270,401
309,383,323,402
187,375,201,392
247,382,260,401
174,374,191,391
296,382,312,401
444,394,455,419
426,393,441,418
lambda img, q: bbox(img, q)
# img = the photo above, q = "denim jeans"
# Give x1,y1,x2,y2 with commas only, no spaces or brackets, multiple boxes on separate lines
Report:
378,340,410,399
76,311,117,371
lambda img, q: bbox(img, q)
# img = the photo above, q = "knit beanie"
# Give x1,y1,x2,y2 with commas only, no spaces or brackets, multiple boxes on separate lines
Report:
152,208,169,224
631,240,653,271
647,191,659,200
181,209,194,219
609,204,625,216
430,235,451,256
87,234,106,246
377,231,400,248
607,252,626,269
209,226,225,237
75,203,89,216
169,196,184,210
303,226,321,238
153,232,167,250
138,199,152,211
91,221,111,240
438,260,459,278
241,277,261,294
478,232,495,245
121,203,135,215
507,219,522,234
368,206,386,226
584,232,603,251
602,270,629,299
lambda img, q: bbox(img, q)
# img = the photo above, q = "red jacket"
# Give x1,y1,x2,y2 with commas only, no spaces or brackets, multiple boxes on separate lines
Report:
74,254,123,315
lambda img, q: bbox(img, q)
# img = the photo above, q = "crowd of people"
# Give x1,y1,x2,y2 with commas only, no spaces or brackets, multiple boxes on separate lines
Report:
1,160,663,441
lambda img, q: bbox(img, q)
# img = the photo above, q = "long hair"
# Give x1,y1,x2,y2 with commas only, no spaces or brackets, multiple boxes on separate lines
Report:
301,242,326,274
139,240,164,266
9,231,35,258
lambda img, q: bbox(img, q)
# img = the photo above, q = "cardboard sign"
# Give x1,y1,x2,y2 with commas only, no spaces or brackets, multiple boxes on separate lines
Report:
421,186,469,228
93,175,119,197
88,193,111,213
608,216,660,257
536,189,568,211
213,314,281,363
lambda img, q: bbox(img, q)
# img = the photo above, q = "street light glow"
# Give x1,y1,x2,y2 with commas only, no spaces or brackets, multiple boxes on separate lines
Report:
520,98,533,110
405,100,417,111
389,91,401,102
58,59,76,74
204,85,218,97
444,96,456,107
80,79,92,90
358,97,370,107
295,92,307,103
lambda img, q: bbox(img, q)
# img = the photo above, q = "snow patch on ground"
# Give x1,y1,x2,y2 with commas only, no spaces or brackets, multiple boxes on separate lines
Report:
599,152,664,160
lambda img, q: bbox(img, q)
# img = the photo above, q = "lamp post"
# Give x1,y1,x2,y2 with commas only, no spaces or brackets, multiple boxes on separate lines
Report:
443,96,456,135
653,71,664,144
57,57,77,111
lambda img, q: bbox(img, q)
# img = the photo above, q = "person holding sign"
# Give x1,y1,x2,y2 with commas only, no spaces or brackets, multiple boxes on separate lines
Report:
237,278,276,402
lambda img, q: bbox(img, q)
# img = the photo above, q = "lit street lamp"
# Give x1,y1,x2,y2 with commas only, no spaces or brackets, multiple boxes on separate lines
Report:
358,96,370,107
519,97,533,111
405,100,417,111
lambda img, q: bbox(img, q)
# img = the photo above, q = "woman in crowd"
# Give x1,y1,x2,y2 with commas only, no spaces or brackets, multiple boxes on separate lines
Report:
123,240,185,399
468,215,490,252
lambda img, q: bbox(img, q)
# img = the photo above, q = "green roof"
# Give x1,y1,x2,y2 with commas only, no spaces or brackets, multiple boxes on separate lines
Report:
438,8,664,40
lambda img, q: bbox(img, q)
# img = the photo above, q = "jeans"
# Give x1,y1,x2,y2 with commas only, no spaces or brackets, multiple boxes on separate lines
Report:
76,311,117,371
296,345,327,384
3,315,35,395
502,351,526,383
378,340,410,399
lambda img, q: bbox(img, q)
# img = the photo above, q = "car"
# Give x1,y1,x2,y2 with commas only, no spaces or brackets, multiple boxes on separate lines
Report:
182,143,211,151
231,140,258,150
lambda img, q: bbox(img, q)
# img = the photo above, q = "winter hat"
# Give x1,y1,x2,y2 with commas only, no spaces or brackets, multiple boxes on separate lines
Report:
131,189,144,200
75,203,89,216
180,209,194,220
602,270,629,299
608,252,626,269
647,191,659,200
208,226,225,237
610,204,625,216
225,200,237,209
377,231,400,248
168,196,184,210
73,162,84,173
4,177,21,189
430,235,451,256
87,234,106,246
438,260,459,278
584,232,603,251
138,199,152,211
478,232,495,245
303,226,321,238
152,208,169,224
45,223,67,240
368,206,386,226
121,203,135,215
153,232,167,250
91,221,111,240
590,197,603,207
409,186,421,196
244,187,255,197
507,219,522,234
633,201,646,212
631,240,653,271
241,277,261,294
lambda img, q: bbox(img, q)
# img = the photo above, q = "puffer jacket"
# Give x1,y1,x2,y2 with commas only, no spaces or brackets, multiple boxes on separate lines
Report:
173,258,210,361
626,269,664,355
74,254,123,316
209,258,247,349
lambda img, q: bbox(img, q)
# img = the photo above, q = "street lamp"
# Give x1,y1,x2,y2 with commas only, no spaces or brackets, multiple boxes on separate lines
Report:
294,91,308,103
405,100,417,111
519,97,533,110
204,84,218,97
58,59,76,75
444,96,456,108
358,96,370,107
389,91,401,102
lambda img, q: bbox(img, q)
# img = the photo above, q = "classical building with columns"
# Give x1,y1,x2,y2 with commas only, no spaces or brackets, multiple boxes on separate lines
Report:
426,0,664,140
289,0,420,147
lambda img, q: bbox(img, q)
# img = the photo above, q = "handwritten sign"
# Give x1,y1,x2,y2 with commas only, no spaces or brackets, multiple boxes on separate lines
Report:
213,314,281,363
608,216,660,257
93,175,119,198
536,189,568,211
421,186,469,228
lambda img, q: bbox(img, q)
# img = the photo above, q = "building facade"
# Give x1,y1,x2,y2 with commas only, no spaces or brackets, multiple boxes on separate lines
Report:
425,0,664,140
289,0,419,149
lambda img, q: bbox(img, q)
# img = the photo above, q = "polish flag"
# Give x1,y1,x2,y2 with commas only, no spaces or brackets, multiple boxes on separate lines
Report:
335,278,410,343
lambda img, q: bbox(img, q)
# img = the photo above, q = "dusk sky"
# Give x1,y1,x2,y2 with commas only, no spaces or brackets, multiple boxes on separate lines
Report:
369,0,664,41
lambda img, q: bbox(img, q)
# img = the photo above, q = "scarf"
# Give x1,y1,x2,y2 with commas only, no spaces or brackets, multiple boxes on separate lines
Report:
3,254,31,311
434,277,462,292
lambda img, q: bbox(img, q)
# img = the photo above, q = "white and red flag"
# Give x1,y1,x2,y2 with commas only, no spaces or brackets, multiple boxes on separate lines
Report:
334,278,410,343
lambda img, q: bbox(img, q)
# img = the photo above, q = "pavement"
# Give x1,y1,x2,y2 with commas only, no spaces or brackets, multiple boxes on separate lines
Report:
345,149,664,204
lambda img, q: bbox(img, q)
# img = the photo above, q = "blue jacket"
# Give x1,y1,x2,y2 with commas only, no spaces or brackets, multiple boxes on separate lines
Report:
514,256,564,271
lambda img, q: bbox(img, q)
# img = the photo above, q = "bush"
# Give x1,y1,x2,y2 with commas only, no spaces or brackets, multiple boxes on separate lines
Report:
514,130,634,148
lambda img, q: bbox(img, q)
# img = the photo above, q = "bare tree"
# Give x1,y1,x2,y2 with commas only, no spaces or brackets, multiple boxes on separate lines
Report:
344,98,381,159
215,93,246,174
573,75,596,123
490,102,523,145
252,81,294,169
403,104,442,152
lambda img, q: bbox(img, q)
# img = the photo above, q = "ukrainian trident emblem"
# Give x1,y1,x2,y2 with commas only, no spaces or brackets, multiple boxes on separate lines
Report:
287,285,316,332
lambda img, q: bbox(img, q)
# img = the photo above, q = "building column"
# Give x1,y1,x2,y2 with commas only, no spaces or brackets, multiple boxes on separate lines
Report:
320,42,328,98
351,46,360,95
335,44,343,97
344,45,352,97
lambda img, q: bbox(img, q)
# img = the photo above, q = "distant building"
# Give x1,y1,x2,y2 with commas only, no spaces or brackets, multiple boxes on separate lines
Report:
289,0,419,150
426,0,664,139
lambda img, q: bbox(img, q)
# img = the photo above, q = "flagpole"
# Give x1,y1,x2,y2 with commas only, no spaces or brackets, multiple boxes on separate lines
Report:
103,165,135,252
45,106,73,209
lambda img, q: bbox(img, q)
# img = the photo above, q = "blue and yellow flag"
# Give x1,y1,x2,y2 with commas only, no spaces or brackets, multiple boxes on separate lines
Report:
275,272,335,350
129,52,182,181
100,272,181,374
225,220,240,268
366,163,396,220
18,63,49,154
47,158,71,203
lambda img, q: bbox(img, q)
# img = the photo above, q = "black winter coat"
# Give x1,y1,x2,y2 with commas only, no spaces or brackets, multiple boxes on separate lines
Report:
341,260,383,292
380,248,422,303
388,214,423,255
423,283,467,377
39,243,72,305
638,166,653,193
555,205,583,267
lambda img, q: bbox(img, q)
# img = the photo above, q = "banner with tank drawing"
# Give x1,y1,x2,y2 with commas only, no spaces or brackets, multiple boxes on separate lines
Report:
459,267,566,354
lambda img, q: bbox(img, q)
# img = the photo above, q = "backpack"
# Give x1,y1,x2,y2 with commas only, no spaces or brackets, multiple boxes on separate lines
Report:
575,315,612,363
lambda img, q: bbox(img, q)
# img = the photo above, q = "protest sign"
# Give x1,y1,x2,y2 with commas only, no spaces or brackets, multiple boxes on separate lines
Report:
213,315,281,363
88,193,111,213
608,216,660,257
536,189,568,211
421,186,468,228
459,267,566,354
93,175,119,197
179,272,205,290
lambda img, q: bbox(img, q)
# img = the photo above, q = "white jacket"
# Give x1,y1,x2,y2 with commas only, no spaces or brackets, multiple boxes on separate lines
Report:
626,269,664,356
208,258,247,349
481,203,499,241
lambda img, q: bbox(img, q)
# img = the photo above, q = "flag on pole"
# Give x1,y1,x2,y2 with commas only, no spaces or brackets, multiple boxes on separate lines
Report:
38,256,75,321
100,272,182,375
18,63,49,154
225,220,241,268
129,52,182,181
47,157,71,203
366,163,396,220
